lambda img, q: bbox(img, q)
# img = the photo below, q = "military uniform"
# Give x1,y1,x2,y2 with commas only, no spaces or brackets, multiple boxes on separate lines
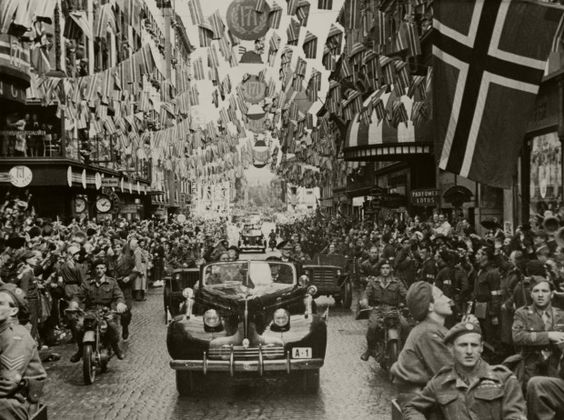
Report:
404,360,527,420
359,259,380,278
71,276,125,355
0,320,47,420
363,276,407,357
512,305,564,384
417,257,437,283
473,264,502,350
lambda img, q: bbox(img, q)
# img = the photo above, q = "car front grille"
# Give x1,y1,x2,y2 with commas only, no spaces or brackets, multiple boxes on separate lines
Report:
208,345,285,360
309,268,340,292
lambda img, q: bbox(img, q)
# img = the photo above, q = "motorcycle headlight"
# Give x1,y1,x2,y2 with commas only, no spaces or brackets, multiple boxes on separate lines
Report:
273,308,290,327
182,287,194,299
203,309,221,328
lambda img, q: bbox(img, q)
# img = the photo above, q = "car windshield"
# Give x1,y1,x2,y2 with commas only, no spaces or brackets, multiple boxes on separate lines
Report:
244,230,262,236
203,261,296,289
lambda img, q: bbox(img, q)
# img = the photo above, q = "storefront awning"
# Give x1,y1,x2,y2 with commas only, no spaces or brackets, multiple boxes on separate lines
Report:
344,89,432,161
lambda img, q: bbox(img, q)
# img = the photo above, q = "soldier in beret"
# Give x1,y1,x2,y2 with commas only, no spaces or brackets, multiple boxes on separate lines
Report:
391,281,454,411
404,320,526,420
0,284,47,419
512,276,564,387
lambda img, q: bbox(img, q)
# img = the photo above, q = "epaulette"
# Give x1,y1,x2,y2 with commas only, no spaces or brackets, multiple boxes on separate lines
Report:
490,364,515,379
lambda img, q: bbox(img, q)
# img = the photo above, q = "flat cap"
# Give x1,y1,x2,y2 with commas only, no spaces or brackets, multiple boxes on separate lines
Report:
444,320,482,345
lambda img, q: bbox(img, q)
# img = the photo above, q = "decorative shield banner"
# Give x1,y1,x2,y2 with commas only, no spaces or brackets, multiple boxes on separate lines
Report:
246,113,266,133
226,0,271,41
242,75,267,104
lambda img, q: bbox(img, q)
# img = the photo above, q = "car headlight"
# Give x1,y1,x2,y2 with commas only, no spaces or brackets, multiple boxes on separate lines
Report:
203,309,221,328
273,308,290,327
336,269,342,277
182,287,194,299
175,274,181,280
298,275,309,286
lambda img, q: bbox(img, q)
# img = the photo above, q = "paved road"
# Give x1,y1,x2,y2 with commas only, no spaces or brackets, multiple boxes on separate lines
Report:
43,251,395,419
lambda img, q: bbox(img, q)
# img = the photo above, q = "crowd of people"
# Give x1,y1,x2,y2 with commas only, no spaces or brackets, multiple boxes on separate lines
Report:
278,210,564,420
1,194,564,418
0,193,232,418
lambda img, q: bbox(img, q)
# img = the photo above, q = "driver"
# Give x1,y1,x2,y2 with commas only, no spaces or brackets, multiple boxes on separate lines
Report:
360,261,407,362
68,260,128,362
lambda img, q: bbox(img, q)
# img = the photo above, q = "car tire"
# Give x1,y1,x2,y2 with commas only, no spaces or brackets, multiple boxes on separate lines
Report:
342,281,353,310
333,296,342,306
176,371,204,396
289,369,320,393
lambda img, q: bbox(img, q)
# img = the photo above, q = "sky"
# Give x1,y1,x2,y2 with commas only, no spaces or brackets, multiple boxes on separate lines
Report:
149,0,346,184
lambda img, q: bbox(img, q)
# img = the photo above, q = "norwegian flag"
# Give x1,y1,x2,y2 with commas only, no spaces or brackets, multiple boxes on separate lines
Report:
434,0,564,188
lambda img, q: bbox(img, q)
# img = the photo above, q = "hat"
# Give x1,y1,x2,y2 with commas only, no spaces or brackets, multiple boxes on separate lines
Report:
526,260,546,276
0,283,27,312
444,320,482,345
277,240,293,250
406,281,433,321
529,275,553,290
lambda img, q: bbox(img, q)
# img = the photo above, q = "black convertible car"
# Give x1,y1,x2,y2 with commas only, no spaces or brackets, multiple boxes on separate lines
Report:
167,260,327,394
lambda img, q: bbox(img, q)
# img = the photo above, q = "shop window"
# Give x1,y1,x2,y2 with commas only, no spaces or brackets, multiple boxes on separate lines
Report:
530,132,562,216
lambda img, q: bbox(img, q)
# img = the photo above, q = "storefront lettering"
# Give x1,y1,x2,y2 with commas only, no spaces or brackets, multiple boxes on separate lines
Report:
410,189,440,207
0,80,26,103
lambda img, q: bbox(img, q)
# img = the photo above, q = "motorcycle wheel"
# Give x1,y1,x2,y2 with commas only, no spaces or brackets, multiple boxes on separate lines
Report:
385,340,400,371
83,344,96,385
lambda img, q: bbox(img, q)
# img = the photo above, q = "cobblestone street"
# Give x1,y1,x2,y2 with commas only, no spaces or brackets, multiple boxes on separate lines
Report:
43,255,396,420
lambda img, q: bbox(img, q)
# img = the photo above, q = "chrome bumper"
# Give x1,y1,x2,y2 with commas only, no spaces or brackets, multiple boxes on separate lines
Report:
170,352,323,376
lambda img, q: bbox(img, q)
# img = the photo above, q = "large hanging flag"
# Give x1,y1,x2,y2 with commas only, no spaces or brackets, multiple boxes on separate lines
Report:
318,0,333,10
296,0,311,27
287,18,301,46
434,0,564,188
269,2,283,29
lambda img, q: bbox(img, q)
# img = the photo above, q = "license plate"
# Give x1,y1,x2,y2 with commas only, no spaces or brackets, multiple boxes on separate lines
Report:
291,347,312,359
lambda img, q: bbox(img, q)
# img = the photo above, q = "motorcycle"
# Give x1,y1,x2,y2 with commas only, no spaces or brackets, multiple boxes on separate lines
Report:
268,237,277,250
65,307,119,385
357,305,409,371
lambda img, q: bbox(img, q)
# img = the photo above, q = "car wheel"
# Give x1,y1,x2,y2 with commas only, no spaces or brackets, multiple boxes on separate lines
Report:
289,369,320,393
342,281,353,309
333,296,342,306
176,371,204,396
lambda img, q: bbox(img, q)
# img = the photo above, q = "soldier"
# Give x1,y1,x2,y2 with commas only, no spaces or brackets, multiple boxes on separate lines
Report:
473,246,503,360
404,320,527,420
68,259,128,362
512,276,564,387
360,261,407,361
435,249,469,327
0,284,47,420
359,246,380,282
390,281,454,411
416,243,436,283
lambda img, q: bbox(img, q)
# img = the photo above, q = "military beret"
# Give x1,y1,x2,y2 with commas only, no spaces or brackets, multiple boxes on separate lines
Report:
529,275,553,290
406,281,433,321
0,283,28,312
92,259,107,268
444,320,482,344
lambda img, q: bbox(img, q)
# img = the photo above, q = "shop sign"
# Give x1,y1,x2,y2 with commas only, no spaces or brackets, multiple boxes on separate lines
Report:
352,196,365,207
8,165,32,187
226,0,271,41
120,204,138,213
242,76,267,104
0,80,26,103
410,189,440,207
102,177,119,188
